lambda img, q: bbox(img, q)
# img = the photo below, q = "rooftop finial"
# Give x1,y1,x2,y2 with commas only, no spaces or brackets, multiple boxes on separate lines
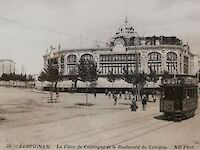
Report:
125,0,128,23
125,15,128,23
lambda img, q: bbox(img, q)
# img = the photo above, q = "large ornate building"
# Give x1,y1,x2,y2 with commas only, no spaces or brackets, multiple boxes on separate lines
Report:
43,19,196,90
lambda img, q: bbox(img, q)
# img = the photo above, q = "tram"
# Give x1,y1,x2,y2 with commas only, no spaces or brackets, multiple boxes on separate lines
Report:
160,77,198,121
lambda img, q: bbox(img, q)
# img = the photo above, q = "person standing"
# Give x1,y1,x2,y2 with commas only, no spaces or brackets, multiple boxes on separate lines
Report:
114,95,117,105
146,93,149,102
131,97,138,111
94,89,97,98
128,91,132,100
124,90,128,100
153,91,157,102
119,90,122,99
142,95,147,110
108,91,111,98
105,89,108,96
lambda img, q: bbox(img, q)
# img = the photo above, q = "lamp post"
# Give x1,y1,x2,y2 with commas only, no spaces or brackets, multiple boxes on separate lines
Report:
134,38,140,101
110,46,114,90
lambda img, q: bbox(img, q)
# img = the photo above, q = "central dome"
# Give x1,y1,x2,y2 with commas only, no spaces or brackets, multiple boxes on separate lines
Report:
109,18,140,47
114,18,138,38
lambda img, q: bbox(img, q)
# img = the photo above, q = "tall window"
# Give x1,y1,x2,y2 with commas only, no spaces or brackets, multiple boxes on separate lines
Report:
60,55,65,74
166,52,177,74
67,54,77,74
184,56,189,74
180,53,182,74
147,52,161,74
99,53,140,74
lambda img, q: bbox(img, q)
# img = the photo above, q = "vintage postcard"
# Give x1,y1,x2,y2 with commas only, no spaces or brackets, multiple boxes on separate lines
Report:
0,0,200,150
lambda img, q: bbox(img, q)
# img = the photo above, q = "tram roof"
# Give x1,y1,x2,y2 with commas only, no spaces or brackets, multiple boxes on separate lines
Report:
161,77,198,87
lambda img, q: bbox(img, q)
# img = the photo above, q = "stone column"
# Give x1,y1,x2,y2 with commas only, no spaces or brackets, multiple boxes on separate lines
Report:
141,50,148,73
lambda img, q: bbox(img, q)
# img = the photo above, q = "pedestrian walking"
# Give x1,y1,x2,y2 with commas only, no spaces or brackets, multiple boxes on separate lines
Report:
112,91,115,99
105,89,108,96
124,90,128,100
108,91,111,98
142,95,147,110
114,95,117,105
94,89,97,98
119,90,122,98
55,88,59,98
146,93,149,102
131,97,138,111
153,92,157,102
128,91,132,100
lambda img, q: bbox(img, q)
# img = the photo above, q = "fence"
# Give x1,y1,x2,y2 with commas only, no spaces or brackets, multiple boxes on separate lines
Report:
0,81,35,88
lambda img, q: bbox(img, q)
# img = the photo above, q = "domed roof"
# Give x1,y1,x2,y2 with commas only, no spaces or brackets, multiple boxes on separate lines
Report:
114,17,139,38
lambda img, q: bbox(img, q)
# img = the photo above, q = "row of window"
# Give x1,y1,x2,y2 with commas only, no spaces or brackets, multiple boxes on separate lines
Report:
184,88,197,98
58,52,179,63
148,62,162,74
99,63,141,74
162,87,197,100
48,52,189,75
99,54,140,62
64,62,188,75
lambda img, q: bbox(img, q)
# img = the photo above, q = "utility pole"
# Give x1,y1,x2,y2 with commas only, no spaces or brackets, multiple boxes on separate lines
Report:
135,38,140,101
110,46,114,89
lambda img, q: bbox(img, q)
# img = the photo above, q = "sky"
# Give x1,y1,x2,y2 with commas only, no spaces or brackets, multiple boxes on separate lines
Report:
0,0,200,74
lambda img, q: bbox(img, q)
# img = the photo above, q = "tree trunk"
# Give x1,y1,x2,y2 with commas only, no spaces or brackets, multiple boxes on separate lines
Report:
74,80,77,89
55,82,58,98
137,83,141,101
50,82,53,102
135,83,140,101
42,82,44,91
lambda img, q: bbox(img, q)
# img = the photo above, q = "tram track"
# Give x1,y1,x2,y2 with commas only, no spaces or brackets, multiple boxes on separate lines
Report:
47,110,161,145
50,108,200,146
67,118,174,150
84,119,165,145
106,122,174,145
106,107,200,146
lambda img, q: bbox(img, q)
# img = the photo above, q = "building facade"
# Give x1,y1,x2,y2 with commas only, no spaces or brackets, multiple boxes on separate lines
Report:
0,59,15,77
43,20,196,89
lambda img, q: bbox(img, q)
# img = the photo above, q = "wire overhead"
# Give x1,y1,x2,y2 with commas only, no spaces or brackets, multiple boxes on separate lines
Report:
0,16,107,45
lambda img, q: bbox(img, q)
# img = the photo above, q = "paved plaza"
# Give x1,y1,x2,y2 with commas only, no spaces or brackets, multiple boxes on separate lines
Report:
0,87,200,150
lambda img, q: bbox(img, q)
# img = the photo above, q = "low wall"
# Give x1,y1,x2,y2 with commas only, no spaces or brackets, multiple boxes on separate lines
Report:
0,81,35,88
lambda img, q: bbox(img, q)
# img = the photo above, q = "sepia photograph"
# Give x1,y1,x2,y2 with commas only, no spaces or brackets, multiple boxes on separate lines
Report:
0,0,200,149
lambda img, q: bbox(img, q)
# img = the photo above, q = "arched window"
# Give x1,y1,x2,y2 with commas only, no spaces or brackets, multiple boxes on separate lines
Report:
148,52,161,61
166,52,178,74
60,55,64,63
148,52,161,74
67,54,77,74
80,54,94,61
167,52,177,61
67,54,77,63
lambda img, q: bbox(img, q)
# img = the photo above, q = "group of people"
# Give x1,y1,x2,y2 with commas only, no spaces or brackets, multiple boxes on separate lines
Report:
131,95,147,111
105,89,149,111
105,90,124,105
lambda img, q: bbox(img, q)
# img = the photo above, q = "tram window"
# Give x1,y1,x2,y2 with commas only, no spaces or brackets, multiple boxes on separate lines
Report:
184,88,196,98
164,87,182,100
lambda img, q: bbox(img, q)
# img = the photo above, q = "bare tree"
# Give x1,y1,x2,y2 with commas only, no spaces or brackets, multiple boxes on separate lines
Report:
77,58,98,105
